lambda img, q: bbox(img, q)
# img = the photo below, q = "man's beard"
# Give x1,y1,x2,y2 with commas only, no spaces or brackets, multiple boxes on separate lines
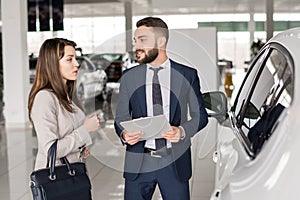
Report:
136,47,159,64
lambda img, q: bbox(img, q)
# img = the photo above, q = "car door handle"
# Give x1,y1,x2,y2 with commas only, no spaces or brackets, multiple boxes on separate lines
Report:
213,151,219,163
210,189,221,200
211,150,238,200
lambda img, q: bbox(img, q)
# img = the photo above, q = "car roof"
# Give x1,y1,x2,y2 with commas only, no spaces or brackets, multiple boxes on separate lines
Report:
269,28,300,64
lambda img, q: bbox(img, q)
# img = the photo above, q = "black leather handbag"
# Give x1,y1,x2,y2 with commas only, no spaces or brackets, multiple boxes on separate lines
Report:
29,140,92,200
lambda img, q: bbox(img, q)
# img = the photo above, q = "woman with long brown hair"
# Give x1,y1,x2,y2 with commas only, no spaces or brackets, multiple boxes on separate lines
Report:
28,38,100,170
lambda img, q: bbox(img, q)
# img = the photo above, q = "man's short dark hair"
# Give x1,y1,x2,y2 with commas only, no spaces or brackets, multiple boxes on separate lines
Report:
136,17,169,42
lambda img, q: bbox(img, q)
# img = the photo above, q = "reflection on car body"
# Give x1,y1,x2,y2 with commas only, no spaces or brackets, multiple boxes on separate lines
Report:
204,28,299,200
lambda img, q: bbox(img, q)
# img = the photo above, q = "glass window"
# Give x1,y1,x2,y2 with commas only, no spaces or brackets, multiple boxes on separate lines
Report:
235,45,294,156
232,48,269,116
242,48,293,130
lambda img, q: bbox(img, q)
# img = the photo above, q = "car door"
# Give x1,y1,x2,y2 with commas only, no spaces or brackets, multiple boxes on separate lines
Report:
212,43,294,200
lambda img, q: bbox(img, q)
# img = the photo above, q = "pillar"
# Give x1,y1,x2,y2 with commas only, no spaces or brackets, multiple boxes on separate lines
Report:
266,0,274,40
249,12,255,45
1,0,30,128
124,0,133,52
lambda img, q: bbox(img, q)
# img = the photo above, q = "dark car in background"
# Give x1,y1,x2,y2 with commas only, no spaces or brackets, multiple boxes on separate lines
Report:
88,53,124,83
88,52,139,81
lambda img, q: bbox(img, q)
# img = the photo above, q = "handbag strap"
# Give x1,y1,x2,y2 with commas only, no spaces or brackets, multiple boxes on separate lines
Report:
46,140,75,179
60,157,76,175
46,140,58,179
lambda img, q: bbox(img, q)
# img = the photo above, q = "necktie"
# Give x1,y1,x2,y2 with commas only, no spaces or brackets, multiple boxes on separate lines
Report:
150,67,166,150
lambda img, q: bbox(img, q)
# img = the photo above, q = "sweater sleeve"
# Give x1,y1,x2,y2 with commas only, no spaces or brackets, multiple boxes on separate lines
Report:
31,91,92,159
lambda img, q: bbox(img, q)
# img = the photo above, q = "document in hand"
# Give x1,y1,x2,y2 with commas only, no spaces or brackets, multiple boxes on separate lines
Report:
120,115,172,140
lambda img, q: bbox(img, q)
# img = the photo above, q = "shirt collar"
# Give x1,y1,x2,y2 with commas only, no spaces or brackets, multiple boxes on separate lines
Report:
147,58,170,70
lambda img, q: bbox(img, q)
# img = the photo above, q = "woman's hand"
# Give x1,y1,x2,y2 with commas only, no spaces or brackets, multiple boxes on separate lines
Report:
83,147,90,159
79,147,90,160
83,114,100,132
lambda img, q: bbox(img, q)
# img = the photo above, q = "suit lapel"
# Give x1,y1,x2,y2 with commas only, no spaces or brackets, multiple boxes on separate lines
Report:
169,60,184,123
134,64,147,116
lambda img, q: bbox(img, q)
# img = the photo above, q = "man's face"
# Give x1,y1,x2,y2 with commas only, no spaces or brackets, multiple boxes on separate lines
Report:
134,26,159,64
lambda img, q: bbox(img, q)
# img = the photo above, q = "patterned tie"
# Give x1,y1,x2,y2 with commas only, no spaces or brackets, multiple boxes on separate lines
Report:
150,67,166,150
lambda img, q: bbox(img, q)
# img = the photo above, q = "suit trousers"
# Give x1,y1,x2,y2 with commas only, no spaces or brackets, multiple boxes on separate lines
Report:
124,154,190,200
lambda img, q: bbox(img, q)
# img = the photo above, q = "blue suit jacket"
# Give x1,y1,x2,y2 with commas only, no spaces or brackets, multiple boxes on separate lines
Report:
114,59,208,181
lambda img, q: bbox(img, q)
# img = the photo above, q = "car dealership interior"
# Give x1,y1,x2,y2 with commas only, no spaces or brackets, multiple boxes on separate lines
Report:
1,0,300,199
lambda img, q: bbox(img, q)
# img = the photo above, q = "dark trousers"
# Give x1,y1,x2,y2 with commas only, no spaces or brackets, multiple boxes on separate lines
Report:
124,154,190,200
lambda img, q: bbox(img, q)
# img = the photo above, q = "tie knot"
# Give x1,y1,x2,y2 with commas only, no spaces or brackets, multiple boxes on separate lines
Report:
150,67,163,75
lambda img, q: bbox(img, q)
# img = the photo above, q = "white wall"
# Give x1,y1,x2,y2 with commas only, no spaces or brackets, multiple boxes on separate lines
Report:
168,28,219,91
168,28,219,198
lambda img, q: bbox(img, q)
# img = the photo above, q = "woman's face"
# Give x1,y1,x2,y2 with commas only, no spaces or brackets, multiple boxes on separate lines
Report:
59,45,79,84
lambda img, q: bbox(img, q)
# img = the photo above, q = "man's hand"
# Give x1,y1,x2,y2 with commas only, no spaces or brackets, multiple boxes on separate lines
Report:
162,126,183,143
122,130,144,145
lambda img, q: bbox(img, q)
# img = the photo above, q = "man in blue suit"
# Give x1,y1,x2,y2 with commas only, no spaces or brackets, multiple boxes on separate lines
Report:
114,17,208,200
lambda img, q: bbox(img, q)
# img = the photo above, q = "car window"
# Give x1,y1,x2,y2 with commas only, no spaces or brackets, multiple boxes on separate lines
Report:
78,57,95,71
233,44,294,157
90,56,109,69
77,58,86,70
232,48,270,116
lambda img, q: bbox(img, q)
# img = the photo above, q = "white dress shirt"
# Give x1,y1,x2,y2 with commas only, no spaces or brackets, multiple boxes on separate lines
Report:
145,59,172,149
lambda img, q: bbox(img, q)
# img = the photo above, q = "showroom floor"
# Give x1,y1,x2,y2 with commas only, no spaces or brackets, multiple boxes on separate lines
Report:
0,67,250,200
0,116,216,200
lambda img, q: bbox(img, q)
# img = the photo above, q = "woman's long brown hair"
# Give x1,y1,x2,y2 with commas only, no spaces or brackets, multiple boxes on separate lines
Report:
28,38,83,120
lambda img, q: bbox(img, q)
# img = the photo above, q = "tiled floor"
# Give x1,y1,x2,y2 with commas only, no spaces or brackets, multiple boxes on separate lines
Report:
0,64,248,200
0,117,216,200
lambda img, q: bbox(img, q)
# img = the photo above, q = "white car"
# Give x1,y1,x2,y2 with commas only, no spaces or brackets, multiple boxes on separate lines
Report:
205,27,299,200
76,56,107,101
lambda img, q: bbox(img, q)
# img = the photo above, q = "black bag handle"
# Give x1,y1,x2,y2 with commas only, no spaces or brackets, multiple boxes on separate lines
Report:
46,140,75,180
46,140,58,180
61,157,76,176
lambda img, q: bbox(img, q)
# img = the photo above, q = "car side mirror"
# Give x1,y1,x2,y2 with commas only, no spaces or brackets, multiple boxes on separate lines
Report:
202,91,228,124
